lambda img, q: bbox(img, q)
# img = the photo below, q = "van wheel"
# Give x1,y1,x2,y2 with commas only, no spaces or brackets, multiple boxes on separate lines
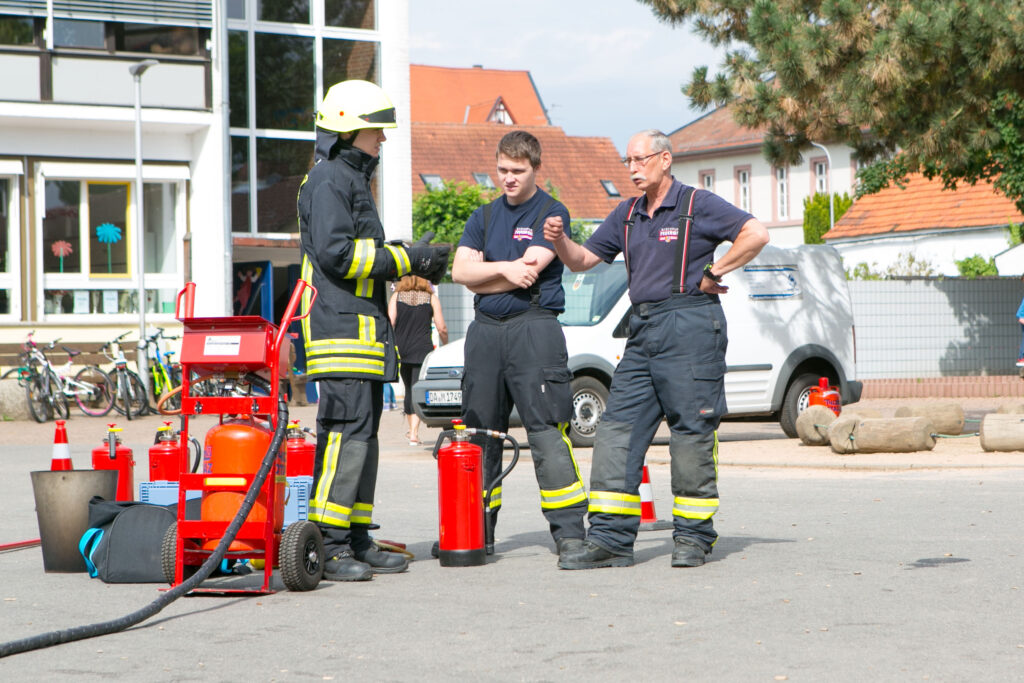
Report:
779,373,820,438
569,376,608,448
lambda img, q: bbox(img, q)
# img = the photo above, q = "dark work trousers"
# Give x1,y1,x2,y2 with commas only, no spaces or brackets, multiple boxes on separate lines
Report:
461,307,587,543
587,295,727,555
310,377,383,557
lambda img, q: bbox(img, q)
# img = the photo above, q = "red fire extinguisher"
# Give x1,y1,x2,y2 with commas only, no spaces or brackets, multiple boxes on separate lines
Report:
92,424,135,501
149,421,201,482
433,420,519,567
808,377,841,416
285,420,315,477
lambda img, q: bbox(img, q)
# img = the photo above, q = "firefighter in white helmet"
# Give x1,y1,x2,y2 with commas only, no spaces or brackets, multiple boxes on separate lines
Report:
298,80,449,581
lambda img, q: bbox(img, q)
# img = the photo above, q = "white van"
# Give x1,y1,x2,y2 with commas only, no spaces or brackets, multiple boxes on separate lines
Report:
411,244,861,446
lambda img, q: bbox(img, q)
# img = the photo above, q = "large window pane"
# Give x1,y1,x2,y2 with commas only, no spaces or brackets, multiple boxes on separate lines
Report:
144,183,177,274
88,183,129,276
325,0,375,29
231,136,251,233
53,19,105,49
259,0,309,23
43,180,81,274
0,17,35,45
227,0,246,19
256,138,309,233
228,30,248,128
255,33,313,130
323,38,379,88
0,179,8,273
118,23,201,56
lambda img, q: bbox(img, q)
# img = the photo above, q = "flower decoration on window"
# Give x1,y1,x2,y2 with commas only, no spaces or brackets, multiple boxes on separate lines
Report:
95,222,123,274
50,240,74,273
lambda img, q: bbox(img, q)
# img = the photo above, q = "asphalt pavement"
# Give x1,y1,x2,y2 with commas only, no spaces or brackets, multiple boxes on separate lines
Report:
1,404,1023,681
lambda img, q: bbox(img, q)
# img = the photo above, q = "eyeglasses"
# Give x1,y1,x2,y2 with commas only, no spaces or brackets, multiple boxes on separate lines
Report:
621,152,660,168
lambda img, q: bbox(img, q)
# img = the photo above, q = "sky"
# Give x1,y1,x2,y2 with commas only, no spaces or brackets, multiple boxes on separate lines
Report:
408,0,728,154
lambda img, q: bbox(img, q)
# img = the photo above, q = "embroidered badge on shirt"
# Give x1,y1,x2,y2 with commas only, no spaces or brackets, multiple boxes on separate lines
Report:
513,226,533,241
658,227,679,243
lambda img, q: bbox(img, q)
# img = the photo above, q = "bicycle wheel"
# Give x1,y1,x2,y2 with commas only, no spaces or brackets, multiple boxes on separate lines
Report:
24,373,51,423
73,366,115,417
113,370,148,419
49,370,70,420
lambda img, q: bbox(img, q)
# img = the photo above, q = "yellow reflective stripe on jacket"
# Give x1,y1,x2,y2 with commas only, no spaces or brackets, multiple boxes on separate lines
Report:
588,490,642,516
351,502,373,525
358,314,377,344
300,256,314,341
354,277,373,298
309,432,352,528
672,497,719,520
344,238,375,279
305,333,387,377
384,244,411,277
307,339,385,357
539,480,587,509
307,357,386,376
483,486,502,510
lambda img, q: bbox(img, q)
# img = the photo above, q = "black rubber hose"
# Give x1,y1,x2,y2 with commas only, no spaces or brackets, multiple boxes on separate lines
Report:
0,398,290,659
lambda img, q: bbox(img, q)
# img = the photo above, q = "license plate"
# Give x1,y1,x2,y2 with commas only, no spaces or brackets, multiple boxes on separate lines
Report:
426,390,462,406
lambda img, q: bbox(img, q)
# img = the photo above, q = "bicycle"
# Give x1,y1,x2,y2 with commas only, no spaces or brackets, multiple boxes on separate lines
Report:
143,327,183,413
51,346,116,418
18,332,69,423
99,332,148,420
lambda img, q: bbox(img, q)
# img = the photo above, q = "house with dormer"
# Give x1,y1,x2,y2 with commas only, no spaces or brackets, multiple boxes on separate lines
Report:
409,64,635,223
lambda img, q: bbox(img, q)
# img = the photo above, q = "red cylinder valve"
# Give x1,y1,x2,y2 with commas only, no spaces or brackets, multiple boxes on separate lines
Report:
92,424,135,501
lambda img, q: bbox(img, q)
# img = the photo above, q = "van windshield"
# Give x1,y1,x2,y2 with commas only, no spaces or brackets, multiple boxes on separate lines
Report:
559,261,628,326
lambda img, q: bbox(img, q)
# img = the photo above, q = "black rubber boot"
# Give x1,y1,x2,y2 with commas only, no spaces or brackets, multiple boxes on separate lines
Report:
323,551,373,581
557,540,634,570
555,537,585,556
671,538,708,568
353,544,409,574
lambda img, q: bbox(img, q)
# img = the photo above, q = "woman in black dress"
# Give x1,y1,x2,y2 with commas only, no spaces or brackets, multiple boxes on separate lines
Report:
388,275,448,445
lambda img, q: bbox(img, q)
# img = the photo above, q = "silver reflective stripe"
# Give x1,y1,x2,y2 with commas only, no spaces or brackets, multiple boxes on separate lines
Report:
672,497,719,520
588,490,642,516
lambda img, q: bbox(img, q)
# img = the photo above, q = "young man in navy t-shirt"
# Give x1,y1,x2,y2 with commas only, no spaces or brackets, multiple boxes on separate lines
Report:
451,131,587,562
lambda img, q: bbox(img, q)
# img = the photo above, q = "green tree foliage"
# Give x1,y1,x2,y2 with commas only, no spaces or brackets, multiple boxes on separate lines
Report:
845,251,937,280
802,192,853,244
640,1,1024,212
955,254,999,278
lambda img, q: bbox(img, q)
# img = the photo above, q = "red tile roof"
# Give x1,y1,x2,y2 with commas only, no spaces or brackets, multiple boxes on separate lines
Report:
824,174,1024,240
412,122,637,221
669,104,766,156
410,64,549,126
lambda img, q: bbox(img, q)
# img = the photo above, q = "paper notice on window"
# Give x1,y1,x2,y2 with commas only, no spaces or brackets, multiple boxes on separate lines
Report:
203,335,242,356
73,290,89,314
745,266,801,299
102,290,119,313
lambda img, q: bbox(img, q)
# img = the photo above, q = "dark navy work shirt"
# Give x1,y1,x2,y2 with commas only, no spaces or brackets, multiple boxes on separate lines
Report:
584,178,752,304
458,188,571,317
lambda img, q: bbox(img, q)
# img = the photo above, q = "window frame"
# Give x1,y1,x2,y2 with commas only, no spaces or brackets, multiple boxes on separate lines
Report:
0,162,24,321
734,165,751,213
33,161,189,323
774,166,789,221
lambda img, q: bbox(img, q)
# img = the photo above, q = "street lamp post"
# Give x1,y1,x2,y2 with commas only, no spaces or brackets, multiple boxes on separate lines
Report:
809,141,834,235
129,59,158,398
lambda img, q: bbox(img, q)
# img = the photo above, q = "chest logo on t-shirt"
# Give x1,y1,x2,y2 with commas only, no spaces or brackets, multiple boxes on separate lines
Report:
513,226,533,241
658,226,679,243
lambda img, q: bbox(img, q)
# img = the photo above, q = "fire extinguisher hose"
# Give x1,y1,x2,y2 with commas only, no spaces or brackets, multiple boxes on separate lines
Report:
0,398,290,659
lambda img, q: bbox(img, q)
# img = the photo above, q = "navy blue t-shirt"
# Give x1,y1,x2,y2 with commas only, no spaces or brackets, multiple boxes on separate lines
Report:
584,178,752,304
458,188,571,317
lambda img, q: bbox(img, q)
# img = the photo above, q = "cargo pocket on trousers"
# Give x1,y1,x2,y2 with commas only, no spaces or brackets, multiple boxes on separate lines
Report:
540,366,573,424
691,361,727,422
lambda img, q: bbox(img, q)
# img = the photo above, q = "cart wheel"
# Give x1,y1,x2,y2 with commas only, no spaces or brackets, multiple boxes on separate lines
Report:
279,521,323,591
161,522,197,585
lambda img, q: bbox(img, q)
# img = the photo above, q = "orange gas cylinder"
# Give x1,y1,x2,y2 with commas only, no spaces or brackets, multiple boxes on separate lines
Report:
200,418,286,551
285,421,315,477
808,377,841,416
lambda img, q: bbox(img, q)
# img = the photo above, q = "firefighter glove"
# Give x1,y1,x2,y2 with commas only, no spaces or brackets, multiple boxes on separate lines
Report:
407,244,450,284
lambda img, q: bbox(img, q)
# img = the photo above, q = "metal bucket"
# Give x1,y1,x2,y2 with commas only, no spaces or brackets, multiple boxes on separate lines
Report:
30,470,118,572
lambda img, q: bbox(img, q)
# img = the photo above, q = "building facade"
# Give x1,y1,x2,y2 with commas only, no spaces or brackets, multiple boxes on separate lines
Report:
0,0,410,347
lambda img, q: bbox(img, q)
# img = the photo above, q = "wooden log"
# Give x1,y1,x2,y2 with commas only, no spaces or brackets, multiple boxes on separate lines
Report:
829,416,935,454
995,403,1024,415
795,405,836,446
842,408,882,420
893,402,964,435
980,413,1024,452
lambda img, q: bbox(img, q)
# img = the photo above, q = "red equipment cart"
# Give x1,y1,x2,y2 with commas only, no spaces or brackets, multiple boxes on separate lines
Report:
161,279,323,594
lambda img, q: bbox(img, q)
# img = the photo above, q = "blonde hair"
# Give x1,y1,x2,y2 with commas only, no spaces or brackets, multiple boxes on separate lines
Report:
395,275,432,293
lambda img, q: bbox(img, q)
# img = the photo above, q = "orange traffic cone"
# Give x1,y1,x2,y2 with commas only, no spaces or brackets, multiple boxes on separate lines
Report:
50,420,73,471
638,460,672,531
